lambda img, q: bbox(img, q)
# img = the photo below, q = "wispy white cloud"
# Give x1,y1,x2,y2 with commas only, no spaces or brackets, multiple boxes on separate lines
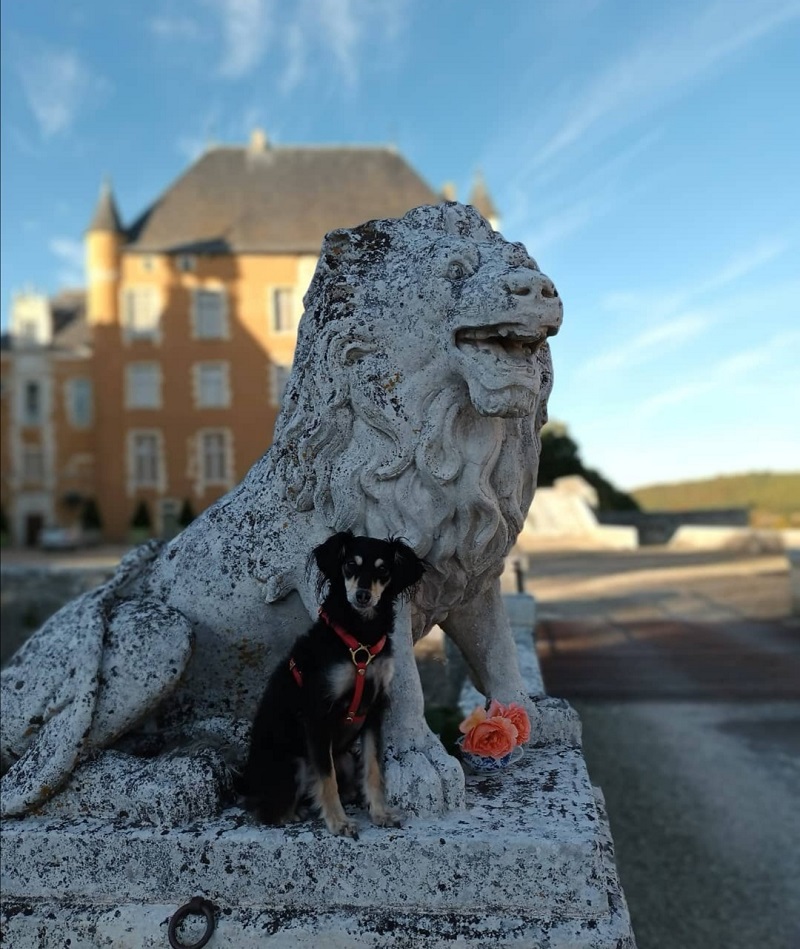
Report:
50,237,84,287
534,0,800,170
280,21,307,94
521,196,608,256
633,329,800,420
15,42,111,137
599,239,790,321
316,0,362,88
579,236,792,376
582,311,714,377
503,130,662,255
210,0,274,79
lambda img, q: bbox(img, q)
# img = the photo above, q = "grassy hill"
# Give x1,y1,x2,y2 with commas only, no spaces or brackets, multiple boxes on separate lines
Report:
632,472,800,527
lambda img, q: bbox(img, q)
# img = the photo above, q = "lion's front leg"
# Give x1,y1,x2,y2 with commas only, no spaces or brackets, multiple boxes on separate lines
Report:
442,579,532,714
382,602,465,815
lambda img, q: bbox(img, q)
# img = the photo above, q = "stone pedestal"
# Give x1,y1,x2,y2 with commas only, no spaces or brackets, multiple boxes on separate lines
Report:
0,594,637,947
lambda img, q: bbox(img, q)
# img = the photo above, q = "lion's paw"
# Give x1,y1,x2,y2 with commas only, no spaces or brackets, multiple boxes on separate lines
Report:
383,731,465,816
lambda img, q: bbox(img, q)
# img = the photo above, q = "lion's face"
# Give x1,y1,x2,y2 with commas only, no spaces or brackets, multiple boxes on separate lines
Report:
377,229,562,419
436,234,561,418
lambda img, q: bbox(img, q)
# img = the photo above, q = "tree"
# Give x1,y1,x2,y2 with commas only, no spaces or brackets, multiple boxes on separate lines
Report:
177,499,196,528
81,498,103,530
538,422,639,511
130,500,152,530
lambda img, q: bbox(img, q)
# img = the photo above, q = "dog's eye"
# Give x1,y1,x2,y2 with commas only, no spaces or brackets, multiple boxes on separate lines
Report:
376,566,390,580
343,560,357,574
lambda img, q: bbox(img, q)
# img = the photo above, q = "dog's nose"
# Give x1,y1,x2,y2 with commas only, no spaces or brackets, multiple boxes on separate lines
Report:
355,589,372,607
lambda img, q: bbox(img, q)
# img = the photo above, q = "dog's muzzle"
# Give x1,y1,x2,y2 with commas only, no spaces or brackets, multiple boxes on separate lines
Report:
355,589,372,608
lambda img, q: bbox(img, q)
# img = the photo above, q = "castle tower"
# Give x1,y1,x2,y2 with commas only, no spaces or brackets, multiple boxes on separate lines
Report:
467,171,500,231
85,179,123,326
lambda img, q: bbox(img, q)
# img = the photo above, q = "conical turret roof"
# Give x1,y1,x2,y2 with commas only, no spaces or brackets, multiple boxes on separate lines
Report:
468,171,499,221
88,179,123,233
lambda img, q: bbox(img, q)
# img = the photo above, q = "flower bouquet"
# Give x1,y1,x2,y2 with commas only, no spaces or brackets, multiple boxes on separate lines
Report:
456,700,531,774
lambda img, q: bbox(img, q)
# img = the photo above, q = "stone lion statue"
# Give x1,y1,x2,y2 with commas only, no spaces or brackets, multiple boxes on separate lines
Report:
0,202,562,821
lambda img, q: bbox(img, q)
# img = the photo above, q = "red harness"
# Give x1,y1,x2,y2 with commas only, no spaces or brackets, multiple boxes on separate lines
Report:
289,609,388,725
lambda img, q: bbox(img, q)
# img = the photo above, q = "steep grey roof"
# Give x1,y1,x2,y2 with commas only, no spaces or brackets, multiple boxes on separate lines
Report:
125,145,440,254
88,181,123,233
468,172,499,221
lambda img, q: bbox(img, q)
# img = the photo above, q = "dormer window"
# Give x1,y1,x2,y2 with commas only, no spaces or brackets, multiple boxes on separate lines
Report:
177,255,196,273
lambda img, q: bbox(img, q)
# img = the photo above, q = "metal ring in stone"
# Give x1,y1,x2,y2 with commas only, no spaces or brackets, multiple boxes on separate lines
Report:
168,896,216,949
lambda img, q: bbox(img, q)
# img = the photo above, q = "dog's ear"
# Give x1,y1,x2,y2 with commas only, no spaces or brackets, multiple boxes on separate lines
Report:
389,539,426,595
313,531,353,583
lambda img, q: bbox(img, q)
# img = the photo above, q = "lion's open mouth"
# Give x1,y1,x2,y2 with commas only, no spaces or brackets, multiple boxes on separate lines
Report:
455,324,548,361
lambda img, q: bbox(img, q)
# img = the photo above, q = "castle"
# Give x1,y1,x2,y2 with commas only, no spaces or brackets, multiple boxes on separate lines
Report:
0,133,498,545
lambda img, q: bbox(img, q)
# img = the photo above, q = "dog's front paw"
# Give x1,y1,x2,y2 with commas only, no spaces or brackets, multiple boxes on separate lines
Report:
369,805,403,828
383,727,465,816
326,816,359,839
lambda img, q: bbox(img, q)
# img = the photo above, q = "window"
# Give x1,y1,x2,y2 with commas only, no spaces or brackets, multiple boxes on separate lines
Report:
19,320,38,344
177,255,196,273
270,287,296,332
22,445,45,483
67,378,93,428
122,287,160,340
200,431,229,484
141,256,154,273
22,381,42,425
271,364,291,407
130,432,161,487
192,289,228,339
125,363,162,409
194,362,230,408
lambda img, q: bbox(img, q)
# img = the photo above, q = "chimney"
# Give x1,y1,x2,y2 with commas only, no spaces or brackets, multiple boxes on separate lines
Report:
249,128,269,153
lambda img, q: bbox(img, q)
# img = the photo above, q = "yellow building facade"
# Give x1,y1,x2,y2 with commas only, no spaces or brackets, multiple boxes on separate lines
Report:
2,136,501,545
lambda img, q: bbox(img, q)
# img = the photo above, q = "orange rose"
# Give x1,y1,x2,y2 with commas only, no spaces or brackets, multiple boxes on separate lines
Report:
487,700,531,746
459,706,487,735
462,716,518,759
501,703,531,745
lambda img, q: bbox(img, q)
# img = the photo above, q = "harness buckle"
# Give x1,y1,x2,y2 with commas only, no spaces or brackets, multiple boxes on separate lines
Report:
349,644,375,667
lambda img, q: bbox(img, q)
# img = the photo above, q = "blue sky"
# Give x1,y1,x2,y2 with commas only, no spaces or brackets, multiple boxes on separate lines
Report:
2,0,799,489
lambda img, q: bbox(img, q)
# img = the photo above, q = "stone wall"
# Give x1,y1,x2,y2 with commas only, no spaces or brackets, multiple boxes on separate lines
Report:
1,566,112,665
597,507,749,545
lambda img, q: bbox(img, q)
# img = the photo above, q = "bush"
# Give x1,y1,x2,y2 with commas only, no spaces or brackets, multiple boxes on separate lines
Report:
538,422,639,511
81,498,103,530
177,499,196,528
0,505,8,535
131,500,152,530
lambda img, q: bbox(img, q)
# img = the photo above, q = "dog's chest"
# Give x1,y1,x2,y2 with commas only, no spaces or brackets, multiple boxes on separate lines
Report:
326,655,394,705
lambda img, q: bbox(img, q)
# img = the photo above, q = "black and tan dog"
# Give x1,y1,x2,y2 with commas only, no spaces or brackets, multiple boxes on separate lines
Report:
237,531,425,837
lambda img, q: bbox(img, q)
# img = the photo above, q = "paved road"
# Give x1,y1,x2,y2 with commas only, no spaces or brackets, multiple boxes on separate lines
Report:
522,548,800,949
